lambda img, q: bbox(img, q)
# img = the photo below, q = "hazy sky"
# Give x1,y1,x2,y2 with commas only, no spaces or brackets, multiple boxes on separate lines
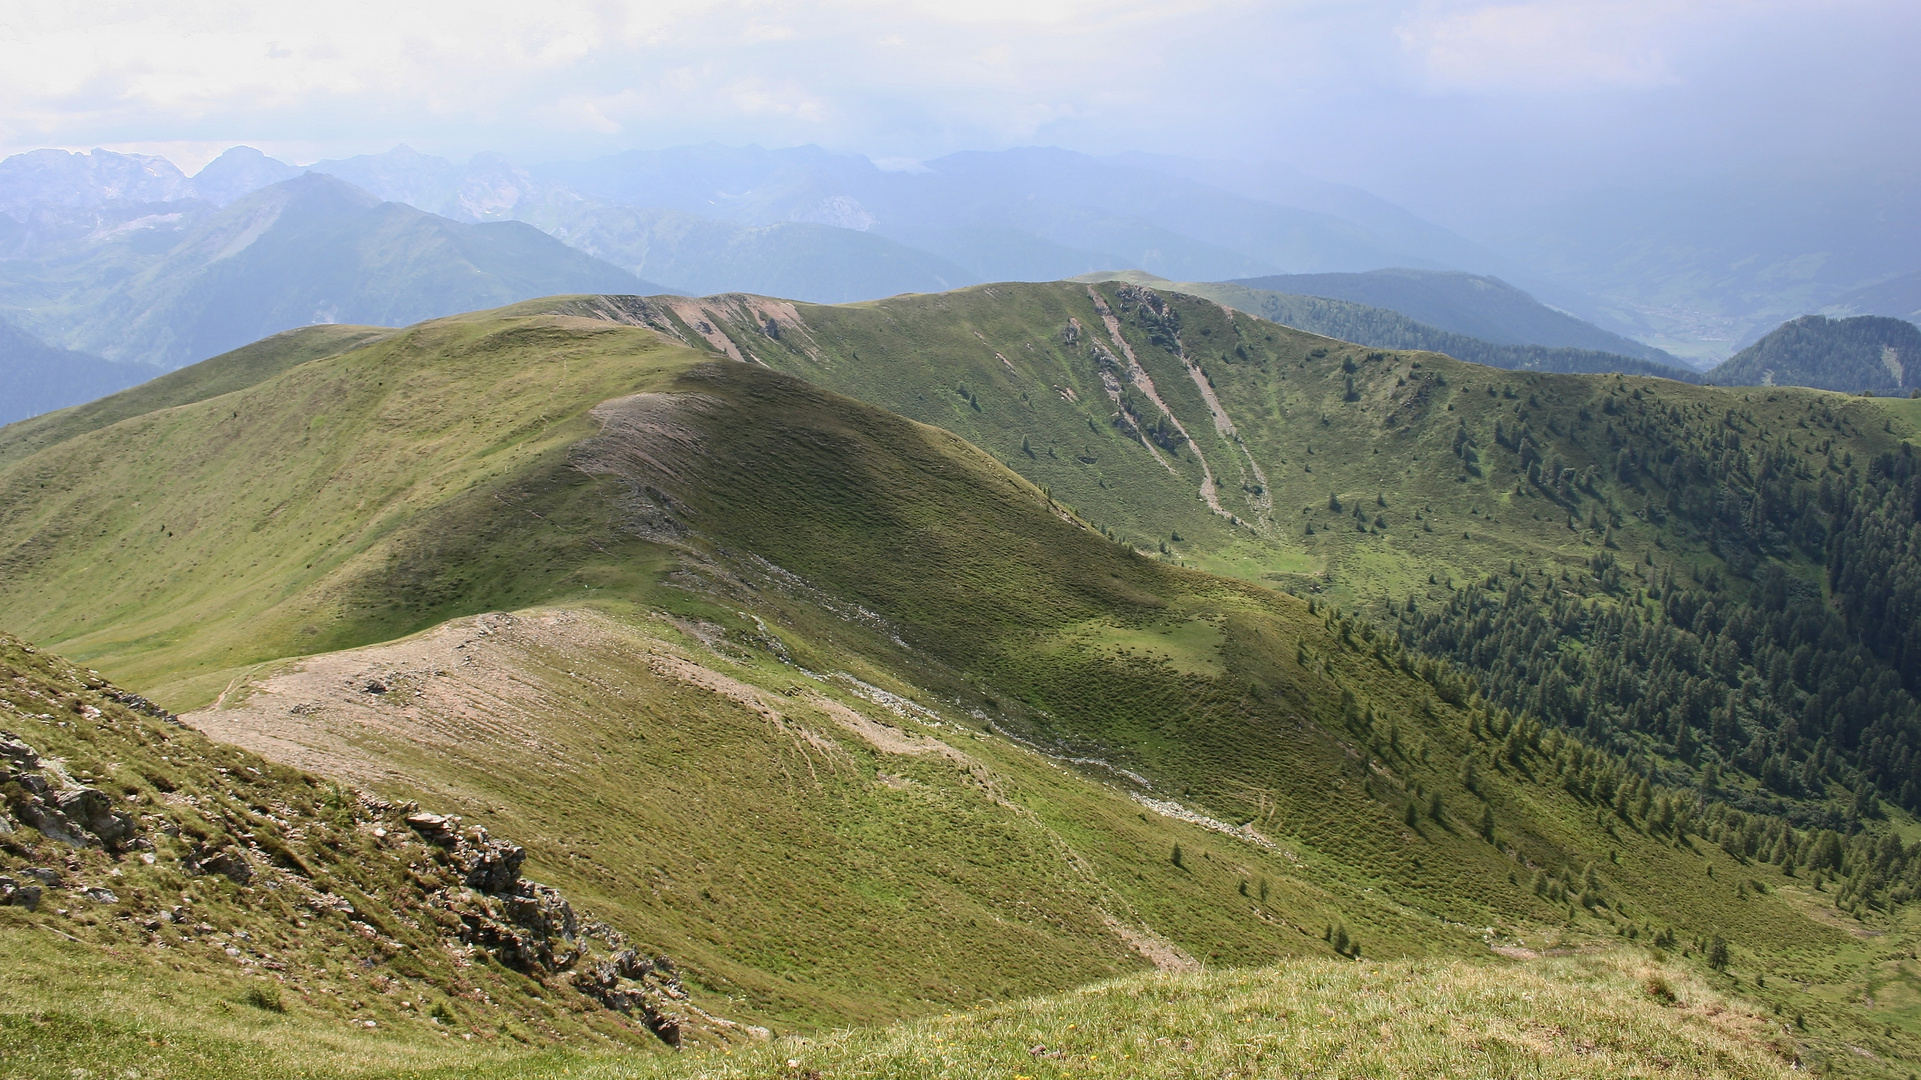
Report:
2,0,1914,220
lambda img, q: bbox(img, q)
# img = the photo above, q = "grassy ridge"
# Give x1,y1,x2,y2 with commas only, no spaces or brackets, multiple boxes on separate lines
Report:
0,312,698,701
3,299,1918,1073
0,322,390,468
576,953,1798,1080
647,281,1913,609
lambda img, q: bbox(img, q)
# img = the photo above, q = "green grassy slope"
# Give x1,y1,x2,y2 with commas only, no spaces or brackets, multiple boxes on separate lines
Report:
0,322,390,468
638,281,1921,836
0,632,711,1079
607,282,1906,607
4,303,1919,1074
0,310,689,700
587,953,1801,1080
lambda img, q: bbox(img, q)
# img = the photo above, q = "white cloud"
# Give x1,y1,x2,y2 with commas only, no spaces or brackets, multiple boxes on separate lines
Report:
0,0,1909,210
1396,1,1689,92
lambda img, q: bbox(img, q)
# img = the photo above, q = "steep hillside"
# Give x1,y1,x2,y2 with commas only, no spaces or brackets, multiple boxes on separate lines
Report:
1710,314,1921,394
0,631,744,1078
4,300,1920,1076
1,629,1819,1079
586,282,1921,825
1229,268,1677,364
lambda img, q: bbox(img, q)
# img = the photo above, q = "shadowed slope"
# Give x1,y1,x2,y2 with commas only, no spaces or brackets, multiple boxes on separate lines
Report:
3,300,1917,1072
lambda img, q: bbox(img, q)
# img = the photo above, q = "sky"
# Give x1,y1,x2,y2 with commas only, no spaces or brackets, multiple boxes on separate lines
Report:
0,0,1915,223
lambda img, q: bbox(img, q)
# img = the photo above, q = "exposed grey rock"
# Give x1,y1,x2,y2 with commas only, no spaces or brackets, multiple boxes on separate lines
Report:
15,800,89,847
1,881,43,911
574,949,690,1045
405,812,459,845
55,788,134,845
388,800,714,1041
0,733,39,767
187,843,254,884
1,733,139,849
451,828,525,894
82,887,119,903
449,880,581,972
98,689,179,724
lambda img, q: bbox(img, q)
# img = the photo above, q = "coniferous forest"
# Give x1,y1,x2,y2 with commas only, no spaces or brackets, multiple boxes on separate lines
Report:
1394,386,1921,913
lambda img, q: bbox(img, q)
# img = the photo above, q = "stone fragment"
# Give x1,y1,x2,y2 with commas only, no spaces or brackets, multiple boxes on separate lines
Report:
188,844,254,884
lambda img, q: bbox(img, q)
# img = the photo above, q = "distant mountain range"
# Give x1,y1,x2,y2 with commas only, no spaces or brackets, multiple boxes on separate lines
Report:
1087,272,1700,382
0,167,660,421
0,145,304,215
55,173,655,368
0,317,158,426
1474,171,1921,365
5,142,1919,423
1709,314,1921,394
1227,269,1674,364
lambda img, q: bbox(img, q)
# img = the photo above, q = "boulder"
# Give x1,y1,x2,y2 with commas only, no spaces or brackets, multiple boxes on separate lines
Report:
16,799,89,847
0,733,39,768
1,734,139,849
405,812,460,845
0,880,42,911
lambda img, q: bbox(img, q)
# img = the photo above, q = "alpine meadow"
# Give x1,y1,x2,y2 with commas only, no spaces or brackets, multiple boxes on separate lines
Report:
4,3,1921,1077
0,276,1915,1079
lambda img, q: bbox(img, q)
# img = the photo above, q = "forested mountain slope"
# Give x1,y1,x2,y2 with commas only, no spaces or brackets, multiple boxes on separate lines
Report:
1710,314,1921,394
5,300,1917,1073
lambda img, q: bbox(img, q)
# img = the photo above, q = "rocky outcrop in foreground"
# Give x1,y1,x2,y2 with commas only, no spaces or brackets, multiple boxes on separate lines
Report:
3,731,138,852
402,809,696,1043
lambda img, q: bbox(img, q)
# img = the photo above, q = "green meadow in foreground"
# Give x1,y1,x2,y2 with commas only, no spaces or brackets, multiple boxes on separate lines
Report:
2,291,1919,1076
